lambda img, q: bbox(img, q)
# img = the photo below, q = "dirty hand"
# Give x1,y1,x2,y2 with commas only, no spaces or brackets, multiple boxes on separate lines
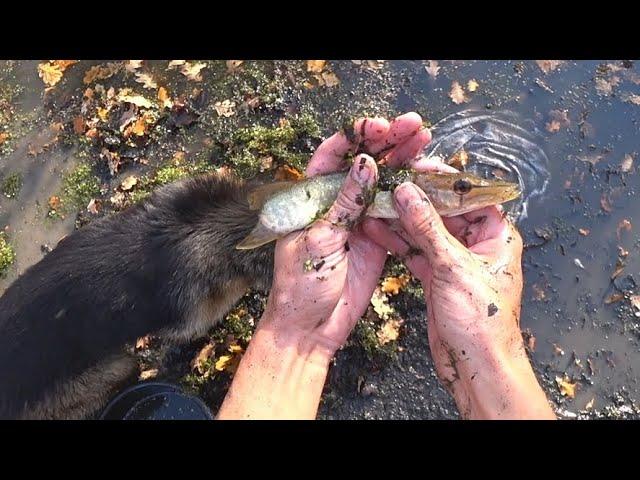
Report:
364,182,555,419
218,113,431,419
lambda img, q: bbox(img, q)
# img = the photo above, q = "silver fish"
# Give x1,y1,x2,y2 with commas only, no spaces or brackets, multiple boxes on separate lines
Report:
236,171,521,250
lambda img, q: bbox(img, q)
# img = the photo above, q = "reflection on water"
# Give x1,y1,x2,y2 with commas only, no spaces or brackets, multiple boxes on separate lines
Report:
423,109,550,220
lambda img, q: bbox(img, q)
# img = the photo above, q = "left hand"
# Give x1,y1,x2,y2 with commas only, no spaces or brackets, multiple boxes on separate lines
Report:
260,112,432,353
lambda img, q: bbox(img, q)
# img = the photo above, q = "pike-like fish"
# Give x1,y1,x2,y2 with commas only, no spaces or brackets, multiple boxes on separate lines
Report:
236,171,521,249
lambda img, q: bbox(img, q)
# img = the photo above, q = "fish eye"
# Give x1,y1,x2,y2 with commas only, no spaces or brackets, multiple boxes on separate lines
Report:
453,179,472,195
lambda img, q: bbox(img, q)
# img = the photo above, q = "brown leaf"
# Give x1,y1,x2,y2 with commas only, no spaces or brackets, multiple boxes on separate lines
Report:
135,335,152,350
595,77,620,96
306,60,326,73
191,343,215,374
124,60,143,72
320,71,340,87
0,132,9,145
611,259,625,280
620,153,635,173
546,120,561,133
381,274,411,296
377,318,403,345
467,79,479,92
117,91,154,109
617,218,632,239
120,175,138,191
536,60,564,74
630,295,640,311
168,60,186,68
449,81,468,104
73,116,86,134
38,60,78,87
134,72,158,89
555,375,577,398
425,60,440,78
48,195,61,211
180,62,207,81
226,60,244,73
157,87,172,109
83,63,120,84
605,292,624,304
274,165,303,181
546,109,570,133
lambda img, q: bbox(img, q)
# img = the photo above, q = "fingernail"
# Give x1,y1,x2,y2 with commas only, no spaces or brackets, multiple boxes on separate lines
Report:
352,155,373,184
394,182,429,213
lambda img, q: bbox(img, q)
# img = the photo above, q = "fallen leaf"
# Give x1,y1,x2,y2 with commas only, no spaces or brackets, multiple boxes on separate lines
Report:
630,295,640,310
611,259,625,280
617,218,632,239
27,122,63,156
73,116,86,134
320,71,340,87
467,79,479,92
377,318,402,345
536,60,564,74
85,127,98,139
585,398,595,411
191,343,215,374
364,60,385,71
139,369,158,381
117,91,154,109
157,87,172,109
381,274,411,296
168,60,186,68
97,107,109,122
214,355,233,371
306,60,326,73
83,63,120,84
134,71,158,89
124,60,143,72
48,195,61,211
546,109,570,133
425,60,440,78
556,375,577,398
38,63,63,87
226,60,244,73
86,198,101,215
0,132,9,145
575,153,605,165
532,283,546,301
128,117,148,137
578,228,590,236
110,191,126,208
619,92,640,105
135,335,152,350
370,287,394,320
102,148,121,176
600,193,613,213
120,175,138,191
449,81,468,104
274,165,303,181
605,292,624,304
595,76,620,96
180,62,207,81
546,120,561,133
620,153,635,173
214,100,236,117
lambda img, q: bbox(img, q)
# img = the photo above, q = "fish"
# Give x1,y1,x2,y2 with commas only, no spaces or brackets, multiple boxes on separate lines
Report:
236,170,521,249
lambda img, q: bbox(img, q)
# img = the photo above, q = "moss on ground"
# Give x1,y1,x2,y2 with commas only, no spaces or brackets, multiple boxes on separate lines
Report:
0,234,15,277
1,172,22,198
60,163,100,211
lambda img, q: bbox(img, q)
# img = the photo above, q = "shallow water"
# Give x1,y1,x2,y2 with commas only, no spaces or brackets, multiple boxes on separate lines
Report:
1,60,639,418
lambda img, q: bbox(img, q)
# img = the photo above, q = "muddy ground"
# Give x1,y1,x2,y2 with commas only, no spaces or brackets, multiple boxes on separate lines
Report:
1,60,639,419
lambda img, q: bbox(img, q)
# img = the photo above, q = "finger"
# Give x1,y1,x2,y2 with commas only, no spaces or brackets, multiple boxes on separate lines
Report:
460,206,507,247
394,182,464,267
361,112,422,156
384,128,432,168
470,219,523,260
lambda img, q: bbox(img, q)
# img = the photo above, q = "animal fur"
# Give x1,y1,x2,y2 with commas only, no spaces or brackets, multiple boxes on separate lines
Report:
0,171,274,419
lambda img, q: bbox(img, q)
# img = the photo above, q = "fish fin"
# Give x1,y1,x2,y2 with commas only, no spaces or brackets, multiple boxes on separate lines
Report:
247,181,298,210
236,222,280,250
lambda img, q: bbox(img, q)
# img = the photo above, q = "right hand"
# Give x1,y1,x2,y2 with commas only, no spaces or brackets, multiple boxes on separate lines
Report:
363,182,555,419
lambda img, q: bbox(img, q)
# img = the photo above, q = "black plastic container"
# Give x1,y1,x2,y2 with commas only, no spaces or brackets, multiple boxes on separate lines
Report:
99,382,214,420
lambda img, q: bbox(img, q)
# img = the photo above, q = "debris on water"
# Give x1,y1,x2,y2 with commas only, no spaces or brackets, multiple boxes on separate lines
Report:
574,258,585,270
556,375,577,398
425,60,440,79
611,259,625,280
545,109,570,133
534,78,554,93
605,292,625,304
616,219,632,239
585,398,595,411
620,153,635,173
578,228,590,236
536,60,565,74
553,344,566,356
449,81,468,104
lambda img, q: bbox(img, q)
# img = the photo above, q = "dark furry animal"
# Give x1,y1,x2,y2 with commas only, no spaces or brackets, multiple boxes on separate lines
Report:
0,172,274,419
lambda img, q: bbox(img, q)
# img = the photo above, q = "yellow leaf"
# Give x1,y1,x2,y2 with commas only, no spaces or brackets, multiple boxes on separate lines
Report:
228,343,244,354
120,175,138,191
83,63,121,84
97,107,109,122
180,62,207,81
377,318,402,345
467,79,479,92
117,91,154,109
215,355,233,371
38,62,64,87
381,274,410,295
214,100,236,117
449,81,468,104
129,117,147,137
139,369,158,381
370,287,394,320
191,343,215,374
555,375,577,398
157,86,172,109
135,71,158,89
306,60,326,73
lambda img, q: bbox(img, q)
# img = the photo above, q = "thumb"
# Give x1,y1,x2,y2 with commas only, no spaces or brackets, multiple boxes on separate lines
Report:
393,182,463,267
